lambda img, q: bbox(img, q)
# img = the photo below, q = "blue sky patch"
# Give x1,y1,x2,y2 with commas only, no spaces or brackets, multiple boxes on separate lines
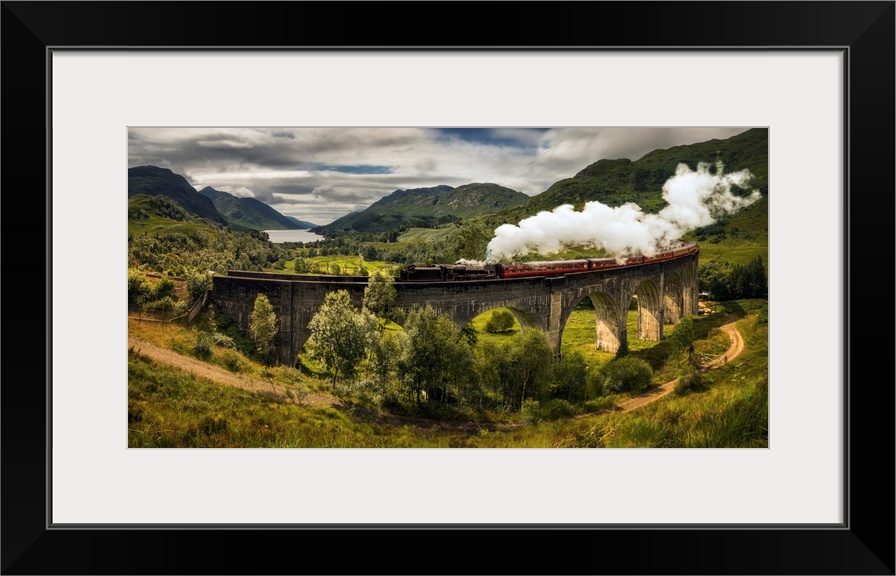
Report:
314,164,394,175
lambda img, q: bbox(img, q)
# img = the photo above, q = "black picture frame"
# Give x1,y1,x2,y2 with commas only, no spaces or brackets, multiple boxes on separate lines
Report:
3,2,893,574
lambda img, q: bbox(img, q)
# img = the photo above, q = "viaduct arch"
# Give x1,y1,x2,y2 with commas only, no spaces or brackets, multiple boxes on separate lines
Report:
210,251,699,364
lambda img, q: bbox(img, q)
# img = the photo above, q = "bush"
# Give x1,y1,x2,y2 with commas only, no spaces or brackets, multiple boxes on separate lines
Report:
602,357,654,394
541,398,577,420
485,309,515,333
521,398,542,424
185,269,212,303
583,397,616,413
212,333,235,349
586,367,605,398
193,331,213,360
152,275,178,301
145,296,177,313
221,350,242,372
674,365,705,396
128,269,151,309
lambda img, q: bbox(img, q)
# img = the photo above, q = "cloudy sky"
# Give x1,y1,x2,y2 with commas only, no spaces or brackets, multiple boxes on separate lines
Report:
128,127,750,225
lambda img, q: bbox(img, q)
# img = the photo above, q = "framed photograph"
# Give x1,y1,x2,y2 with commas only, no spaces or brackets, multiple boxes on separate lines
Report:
4,2,892,574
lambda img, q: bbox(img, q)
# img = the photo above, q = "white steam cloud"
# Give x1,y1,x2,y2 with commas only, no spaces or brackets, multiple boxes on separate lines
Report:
485,161,762,261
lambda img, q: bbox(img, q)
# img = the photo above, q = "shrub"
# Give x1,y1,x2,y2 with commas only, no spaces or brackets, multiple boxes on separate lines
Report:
185,269,212,303
212,333,235,349
582,397,616,413
586,367,605,398
602,357,653,393
193,331,213,360
128,269,151,309
485,309,515,333
674,365,705,396
541,398,577,420
145,296,177,313
152,275,178,301
520,398,542,424
221,350,242,372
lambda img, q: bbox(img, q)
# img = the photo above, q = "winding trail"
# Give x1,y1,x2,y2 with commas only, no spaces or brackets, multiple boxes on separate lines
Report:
613,317,745,413
128,336,340,408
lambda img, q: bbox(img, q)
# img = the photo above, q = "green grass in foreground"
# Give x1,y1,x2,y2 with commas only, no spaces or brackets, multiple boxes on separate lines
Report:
128,349,447,448
129,299,767,448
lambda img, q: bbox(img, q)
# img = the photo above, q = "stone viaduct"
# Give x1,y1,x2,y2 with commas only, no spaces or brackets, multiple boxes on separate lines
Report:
210,251,699,365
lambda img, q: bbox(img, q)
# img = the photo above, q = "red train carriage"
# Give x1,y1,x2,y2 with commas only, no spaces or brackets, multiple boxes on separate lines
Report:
495,259,590,279
399,242,698,282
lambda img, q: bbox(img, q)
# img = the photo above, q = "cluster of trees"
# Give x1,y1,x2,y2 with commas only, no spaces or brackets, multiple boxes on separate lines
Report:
291,222,494,266
127,269,184,315
294,277,658,417
128,227,292,276
129,268,213,317
700,256,768,301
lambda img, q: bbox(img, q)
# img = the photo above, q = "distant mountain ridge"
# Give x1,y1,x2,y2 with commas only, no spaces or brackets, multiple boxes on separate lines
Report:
198,186,311,231
314,183,528,236
127,166,316,231
128,166,227,225
284,215,318,229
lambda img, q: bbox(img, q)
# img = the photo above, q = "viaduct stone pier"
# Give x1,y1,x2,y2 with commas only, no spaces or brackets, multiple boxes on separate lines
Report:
211,251,699,365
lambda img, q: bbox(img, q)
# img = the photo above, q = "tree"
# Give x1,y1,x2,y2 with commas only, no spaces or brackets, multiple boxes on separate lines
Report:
367,329,400,393
706,256,768,301
485,309,516,333
308,290,377,386
396,306,473,405
249,294,278,364
508,329,554,409
602,357,653,394
744,256,768,298
668,316,695,366
128,269,151,310
151,274,178,302
453,223,491,260
551,350,587,402
185,269,212,304
293,258,310,274
363,271,398,322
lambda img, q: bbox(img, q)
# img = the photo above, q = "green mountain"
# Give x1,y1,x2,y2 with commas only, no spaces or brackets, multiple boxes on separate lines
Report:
128,193,194,224
479,128,769,230
128,166,227,225
314,183,528,236
285,215,318,229
198,186,310,231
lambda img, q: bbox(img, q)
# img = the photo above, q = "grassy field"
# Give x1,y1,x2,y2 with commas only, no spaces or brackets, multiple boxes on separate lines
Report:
128,218,213,237
283,255,393,276
129,294,766,448
693,239,768,268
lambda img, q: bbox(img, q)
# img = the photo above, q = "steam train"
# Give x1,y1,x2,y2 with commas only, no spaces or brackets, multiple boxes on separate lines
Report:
399,242,698,282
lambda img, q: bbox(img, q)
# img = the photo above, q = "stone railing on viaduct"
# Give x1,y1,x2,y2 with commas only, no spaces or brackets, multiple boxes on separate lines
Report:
211,251,699,365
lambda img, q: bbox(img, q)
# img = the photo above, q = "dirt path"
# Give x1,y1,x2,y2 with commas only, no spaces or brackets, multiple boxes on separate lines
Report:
613,316,745,413
128,336,341,408
128,336,505,433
